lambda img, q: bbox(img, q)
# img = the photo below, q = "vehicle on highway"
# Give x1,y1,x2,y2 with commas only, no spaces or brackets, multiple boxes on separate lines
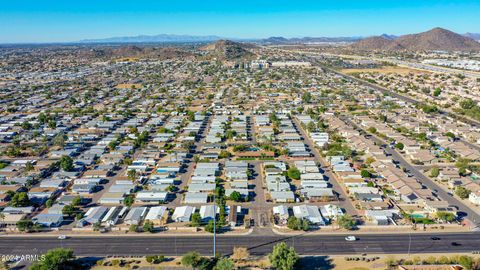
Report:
451,242,462,246
431,236,441,240
345,236,357,241
57,235,67,240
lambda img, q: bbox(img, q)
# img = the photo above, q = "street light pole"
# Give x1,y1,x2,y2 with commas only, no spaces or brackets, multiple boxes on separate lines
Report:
213,193,216,257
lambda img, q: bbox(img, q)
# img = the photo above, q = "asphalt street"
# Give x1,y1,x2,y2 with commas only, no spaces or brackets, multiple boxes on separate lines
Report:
320,63,480,129
2,232,480,257
292,117,358,216
341,116,480,224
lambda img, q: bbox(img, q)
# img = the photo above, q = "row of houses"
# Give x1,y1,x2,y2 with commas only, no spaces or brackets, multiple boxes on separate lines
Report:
273,204,344,226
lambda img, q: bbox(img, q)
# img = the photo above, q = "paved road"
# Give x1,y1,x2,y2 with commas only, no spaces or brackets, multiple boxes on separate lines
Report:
169,114,212,207
292,117,358,216
341,116,480,224
319,64,480,130
2,232,480,257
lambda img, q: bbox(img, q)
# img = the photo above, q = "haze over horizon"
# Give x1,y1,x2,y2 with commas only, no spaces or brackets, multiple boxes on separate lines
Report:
1,0,479,43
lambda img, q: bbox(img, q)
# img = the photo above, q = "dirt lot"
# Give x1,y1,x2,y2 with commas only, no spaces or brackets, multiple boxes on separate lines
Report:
341,66,427,75
85,253,480,270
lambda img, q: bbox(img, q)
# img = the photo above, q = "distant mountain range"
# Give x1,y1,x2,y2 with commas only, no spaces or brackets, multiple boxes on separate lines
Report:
80,34,362,44
76,29,480,48
350,28,480,51
79,34,223,43
465,33,480,41
379,34,398,40
260,36,362,44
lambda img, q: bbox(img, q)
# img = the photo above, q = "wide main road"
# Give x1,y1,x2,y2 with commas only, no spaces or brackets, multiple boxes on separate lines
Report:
2,233,480,257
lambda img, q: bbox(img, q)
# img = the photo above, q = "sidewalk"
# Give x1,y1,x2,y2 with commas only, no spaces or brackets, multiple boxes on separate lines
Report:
272,224,474,236
0,228,254,237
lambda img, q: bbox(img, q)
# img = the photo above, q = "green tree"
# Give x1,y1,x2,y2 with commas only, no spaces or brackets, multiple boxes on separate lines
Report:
302,92,312,103
458,255,473,270
219,150,232,159
30,248,74,270
25,161,34,171
445,132,456,139
301,219,310,231
215,257,235,270
286,216,309,231
268,242,298,270
21,121,32,130
72,196,82,206
182,251,201,268
10,192,30,207
48,120,57,129
455,186,471,199
436,211,456,222
360,169,371,178
191,213,202,227
287,166,301,180
45,199,53,208
367,127,377,134
124,194,135,207
5,146,21,157
433,88,442,97
127,169,136,181
62,205,77,217
229,191,243,202
287,216,302,230
460,98,476,110
337,215,356,230
378,114,387,122
146,255,165,264
53,132,67,147
455,158,471,176
306,121,316,132
430,166,440,178
205,219,221,233
143,220,155,233
16,220,34,232
420,104,438,114
129,224,138,232
60,155,74,172
394,142,404,150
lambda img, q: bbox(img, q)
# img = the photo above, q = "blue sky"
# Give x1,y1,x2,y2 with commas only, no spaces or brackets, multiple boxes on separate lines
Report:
1,0,479,43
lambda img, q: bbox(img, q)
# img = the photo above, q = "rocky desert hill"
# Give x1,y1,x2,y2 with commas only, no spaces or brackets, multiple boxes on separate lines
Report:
351,27,480,51
200,40,256,61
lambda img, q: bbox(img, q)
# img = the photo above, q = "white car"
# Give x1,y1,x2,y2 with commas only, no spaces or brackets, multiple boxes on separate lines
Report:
345,236,357,241
57,235,67,240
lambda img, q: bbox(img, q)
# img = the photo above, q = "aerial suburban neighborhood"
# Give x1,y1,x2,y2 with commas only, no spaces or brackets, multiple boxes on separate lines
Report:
1,1,480,270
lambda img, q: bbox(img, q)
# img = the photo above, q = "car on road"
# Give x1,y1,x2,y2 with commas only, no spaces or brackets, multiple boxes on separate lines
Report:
451,242,461,246
431,236,441,240
345,236,357,241
57,235,68,240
